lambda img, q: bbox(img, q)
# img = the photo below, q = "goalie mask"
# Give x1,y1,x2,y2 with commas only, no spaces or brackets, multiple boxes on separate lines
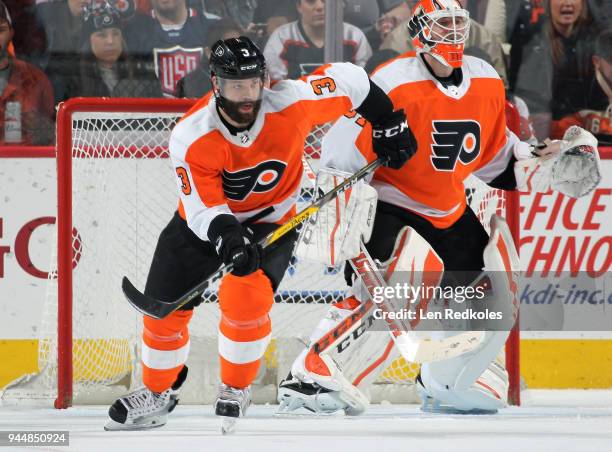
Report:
408,0,470,69
209,36,268,124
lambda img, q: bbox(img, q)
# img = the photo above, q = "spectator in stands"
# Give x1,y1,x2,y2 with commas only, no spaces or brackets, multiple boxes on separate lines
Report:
71,6,162,98
263,0,372,81
90,0,157,65
352,0,411,73
244,0,299,47
2,1,47,66
551,28,612,144
197,0,256,29
36,0,89,104
465,0,507,41
145,0,218,97
0,1,54,145
344,0,411,51
175,18,242,98
380,0,508,83
588,0,612,28
512,0,599,139
508,0,547,91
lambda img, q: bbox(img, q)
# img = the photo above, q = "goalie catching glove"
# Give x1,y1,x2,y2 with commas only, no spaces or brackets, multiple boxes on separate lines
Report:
372,109,418,169
208,214,261,276
514,126,601,198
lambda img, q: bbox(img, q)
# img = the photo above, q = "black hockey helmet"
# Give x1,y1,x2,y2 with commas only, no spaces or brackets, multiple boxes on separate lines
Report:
209,36,267,80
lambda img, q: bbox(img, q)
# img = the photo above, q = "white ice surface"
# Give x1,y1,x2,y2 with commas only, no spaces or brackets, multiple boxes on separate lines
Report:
1,390,612,452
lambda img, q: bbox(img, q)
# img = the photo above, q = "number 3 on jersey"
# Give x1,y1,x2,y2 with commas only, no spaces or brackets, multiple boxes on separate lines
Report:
311,77,336,95
176,167,192,195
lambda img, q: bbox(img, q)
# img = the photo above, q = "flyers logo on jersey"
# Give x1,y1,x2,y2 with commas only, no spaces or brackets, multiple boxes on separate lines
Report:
430,120,481,171
222,160,287,201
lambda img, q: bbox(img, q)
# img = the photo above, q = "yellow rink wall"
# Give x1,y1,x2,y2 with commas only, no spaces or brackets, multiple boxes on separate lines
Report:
0,340,39,389
2,339,612,390
520,339,612,388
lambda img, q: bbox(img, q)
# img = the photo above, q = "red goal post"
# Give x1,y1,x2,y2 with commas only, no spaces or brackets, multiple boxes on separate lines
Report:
51,97,521,409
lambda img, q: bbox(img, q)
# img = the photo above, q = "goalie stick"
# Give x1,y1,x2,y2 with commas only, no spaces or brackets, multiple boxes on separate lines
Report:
121,158,385,319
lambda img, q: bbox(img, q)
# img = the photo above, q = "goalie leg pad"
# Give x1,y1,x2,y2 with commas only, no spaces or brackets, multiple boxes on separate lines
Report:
418,331,509,413
416,216,517,412
283,294,400,416
418,356,509,414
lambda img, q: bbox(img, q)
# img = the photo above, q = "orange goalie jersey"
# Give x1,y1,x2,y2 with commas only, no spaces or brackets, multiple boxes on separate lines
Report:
321,52,522,229
169,62,372,241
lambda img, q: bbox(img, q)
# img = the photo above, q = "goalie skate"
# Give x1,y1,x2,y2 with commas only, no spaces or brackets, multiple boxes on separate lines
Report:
277,373,349,415
104,366,188,431
215,384,251,435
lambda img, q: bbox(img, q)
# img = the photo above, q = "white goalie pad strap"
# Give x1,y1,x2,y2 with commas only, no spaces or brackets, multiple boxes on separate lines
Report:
295,167,377,266
515,126,601,198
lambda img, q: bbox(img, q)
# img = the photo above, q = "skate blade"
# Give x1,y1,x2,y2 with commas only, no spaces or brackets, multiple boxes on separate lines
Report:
104,416,167,431
274,409,341,418
276,393,346,417
420,398,498,415
220,416,237,435
275,400,342,417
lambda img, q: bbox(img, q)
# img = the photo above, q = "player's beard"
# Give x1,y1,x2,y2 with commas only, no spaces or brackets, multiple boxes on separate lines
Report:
219,98,263,125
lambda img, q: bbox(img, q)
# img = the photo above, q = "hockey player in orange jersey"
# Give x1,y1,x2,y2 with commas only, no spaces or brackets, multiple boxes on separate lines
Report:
278,0,600,416
104,36,417,431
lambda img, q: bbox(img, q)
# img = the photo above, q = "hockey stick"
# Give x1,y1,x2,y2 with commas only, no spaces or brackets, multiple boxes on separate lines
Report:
121,158,385,319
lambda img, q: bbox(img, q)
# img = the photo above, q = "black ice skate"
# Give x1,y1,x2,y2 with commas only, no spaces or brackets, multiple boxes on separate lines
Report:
104,365,188,431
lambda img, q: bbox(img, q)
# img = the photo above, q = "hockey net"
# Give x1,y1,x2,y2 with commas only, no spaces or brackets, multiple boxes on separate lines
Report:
2,98,519,408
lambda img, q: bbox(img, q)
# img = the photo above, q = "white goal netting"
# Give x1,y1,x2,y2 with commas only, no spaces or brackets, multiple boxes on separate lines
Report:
1,102,508,406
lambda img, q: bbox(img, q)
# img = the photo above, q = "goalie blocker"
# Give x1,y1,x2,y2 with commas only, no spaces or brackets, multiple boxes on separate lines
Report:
279,209,520,415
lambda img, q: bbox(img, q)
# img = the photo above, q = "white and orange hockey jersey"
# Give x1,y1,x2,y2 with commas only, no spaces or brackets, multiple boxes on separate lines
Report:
169,62,372,241
321,52,524,229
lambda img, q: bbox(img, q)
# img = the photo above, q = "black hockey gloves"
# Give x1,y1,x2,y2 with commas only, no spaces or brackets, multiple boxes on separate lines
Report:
371,109,417,169
208,214,261,277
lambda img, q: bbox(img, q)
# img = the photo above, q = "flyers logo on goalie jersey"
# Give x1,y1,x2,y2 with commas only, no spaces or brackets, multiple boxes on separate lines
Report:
430,120,481,171
222,160,288,201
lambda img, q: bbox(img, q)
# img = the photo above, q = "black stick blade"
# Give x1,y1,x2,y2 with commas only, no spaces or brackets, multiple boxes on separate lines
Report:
121,276,177,319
